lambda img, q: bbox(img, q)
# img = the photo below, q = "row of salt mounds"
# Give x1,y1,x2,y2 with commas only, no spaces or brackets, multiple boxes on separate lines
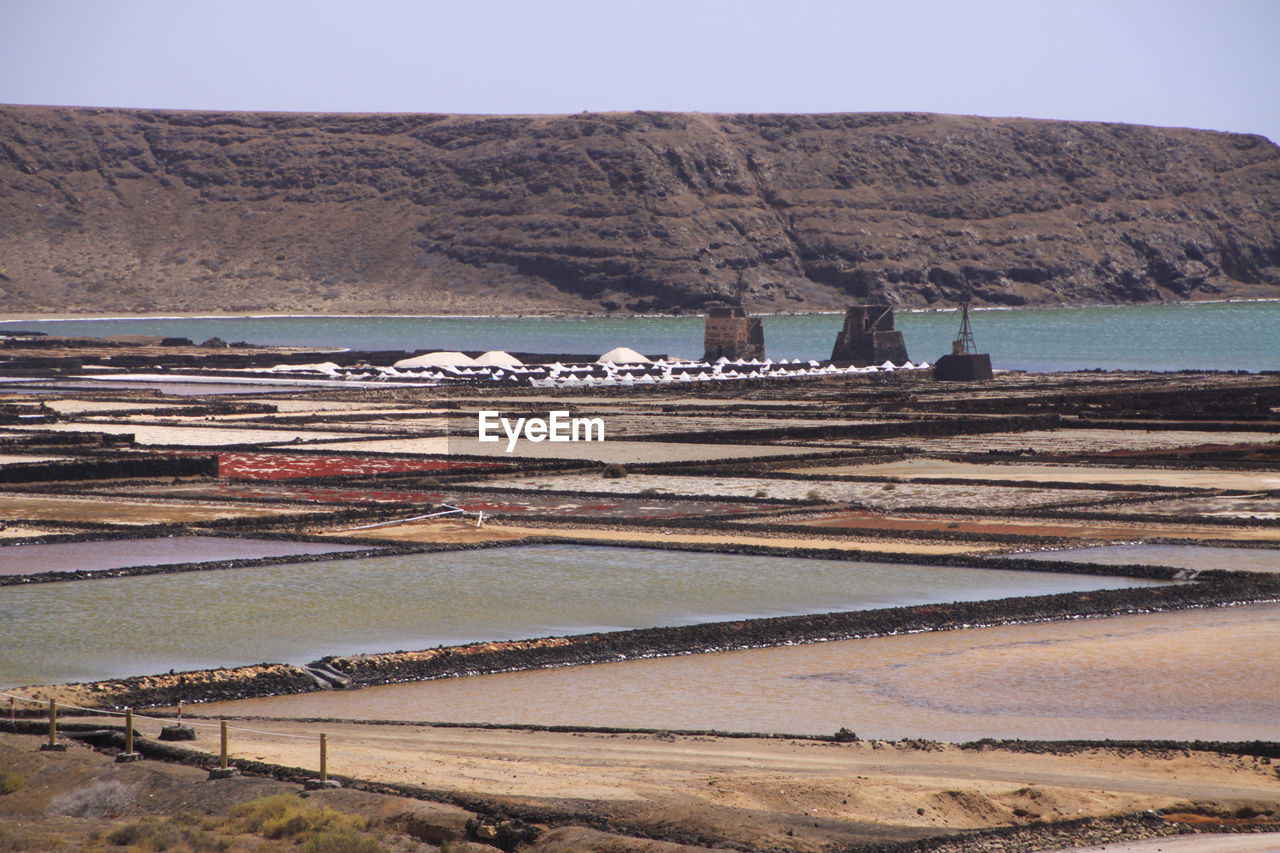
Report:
597,346,651,364
392,350,524,369
530,360,932,386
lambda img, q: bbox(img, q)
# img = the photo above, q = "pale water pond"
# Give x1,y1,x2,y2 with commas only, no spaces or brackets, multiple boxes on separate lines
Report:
1,544,1166,687
0,536,371,577
202,603,1280,743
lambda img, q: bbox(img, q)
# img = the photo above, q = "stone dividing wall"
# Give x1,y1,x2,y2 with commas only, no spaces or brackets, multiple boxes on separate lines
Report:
0,454,218,483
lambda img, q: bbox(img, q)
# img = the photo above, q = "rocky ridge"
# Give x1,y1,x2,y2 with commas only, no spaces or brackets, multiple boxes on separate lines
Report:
1,105,1277,314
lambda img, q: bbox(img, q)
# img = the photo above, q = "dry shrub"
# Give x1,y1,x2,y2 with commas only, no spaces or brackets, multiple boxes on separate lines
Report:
0,826,67,852
0,772,24,795
302,831,386,853
229,795,370,842
48,779,138,818
106,815,227,851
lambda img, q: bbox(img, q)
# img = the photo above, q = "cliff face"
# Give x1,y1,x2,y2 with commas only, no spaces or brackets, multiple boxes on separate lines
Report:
1,106,1277,315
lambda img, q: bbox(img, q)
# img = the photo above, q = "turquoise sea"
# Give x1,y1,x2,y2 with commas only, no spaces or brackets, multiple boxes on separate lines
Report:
2,301,1277,372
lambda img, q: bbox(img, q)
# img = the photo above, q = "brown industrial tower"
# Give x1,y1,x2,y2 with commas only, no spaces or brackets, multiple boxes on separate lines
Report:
702,273,765,361
829,304,910,366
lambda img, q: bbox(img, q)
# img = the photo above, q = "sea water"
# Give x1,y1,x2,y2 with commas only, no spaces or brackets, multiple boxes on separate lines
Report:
2,301,1277,372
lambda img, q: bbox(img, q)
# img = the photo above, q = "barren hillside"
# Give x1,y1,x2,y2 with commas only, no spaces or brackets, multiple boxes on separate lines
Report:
1,106,1277,314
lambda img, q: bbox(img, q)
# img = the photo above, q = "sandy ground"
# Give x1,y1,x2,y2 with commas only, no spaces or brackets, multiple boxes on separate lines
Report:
0,421,372,446
853,429,1280,454
0,523,62,539
320,517,540,544
0,453,69,465
792,510,1280,542
788,459,1280,491
4,730,1274,853
308,435,827,463
493,472,1121,509
210,408,448,423
43,399,184,414
92,717,1280,852
1108,494,1280,520
542,413,876,437
0,492,321,525
260,400,426,413
331,518,997,554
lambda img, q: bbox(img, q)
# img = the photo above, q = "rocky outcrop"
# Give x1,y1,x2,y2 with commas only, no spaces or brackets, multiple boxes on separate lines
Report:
0,106,1277,314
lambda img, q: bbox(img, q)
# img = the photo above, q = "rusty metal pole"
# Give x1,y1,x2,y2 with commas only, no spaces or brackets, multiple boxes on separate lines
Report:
125,708,134,754
48,698,57,747
320,733,328,782
219,720,229,769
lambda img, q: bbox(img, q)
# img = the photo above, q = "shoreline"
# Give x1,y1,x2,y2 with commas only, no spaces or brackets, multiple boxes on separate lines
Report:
2,297,1279,324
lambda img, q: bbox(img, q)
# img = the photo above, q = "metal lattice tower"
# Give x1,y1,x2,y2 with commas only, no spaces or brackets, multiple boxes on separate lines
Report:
955,303,977,355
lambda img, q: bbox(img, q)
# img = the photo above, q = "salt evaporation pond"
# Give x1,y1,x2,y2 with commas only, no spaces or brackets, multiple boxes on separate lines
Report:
1014,544,1280,574
0,544,1168,687
0,536,372,577
205,603,1280,743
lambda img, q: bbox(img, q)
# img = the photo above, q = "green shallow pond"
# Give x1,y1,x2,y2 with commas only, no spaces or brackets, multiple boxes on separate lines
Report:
0,544,1169,687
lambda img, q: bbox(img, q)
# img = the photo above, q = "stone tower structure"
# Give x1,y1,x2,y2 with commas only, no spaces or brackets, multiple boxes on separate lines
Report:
702,272,764,361
703,306,765,361
829,304,909,366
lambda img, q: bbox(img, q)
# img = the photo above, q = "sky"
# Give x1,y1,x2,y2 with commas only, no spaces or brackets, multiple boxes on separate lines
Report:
2,0,1278,142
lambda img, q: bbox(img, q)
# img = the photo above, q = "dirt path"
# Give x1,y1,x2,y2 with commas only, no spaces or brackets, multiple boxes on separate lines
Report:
797,511,1280,542
791,460,1280,492
100,716,1280,852
336,519,997,554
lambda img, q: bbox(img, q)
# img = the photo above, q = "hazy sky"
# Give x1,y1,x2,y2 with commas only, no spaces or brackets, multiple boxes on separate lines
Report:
2,0,1277,142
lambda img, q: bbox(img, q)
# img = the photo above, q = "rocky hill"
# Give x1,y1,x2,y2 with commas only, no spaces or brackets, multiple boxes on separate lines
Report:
1,105,1277,315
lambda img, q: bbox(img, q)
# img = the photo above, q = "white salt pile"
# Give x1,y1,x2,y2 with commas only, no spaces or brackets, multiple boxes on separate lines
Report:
473,351,524,367
597,346,651,364
393,351,477,369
